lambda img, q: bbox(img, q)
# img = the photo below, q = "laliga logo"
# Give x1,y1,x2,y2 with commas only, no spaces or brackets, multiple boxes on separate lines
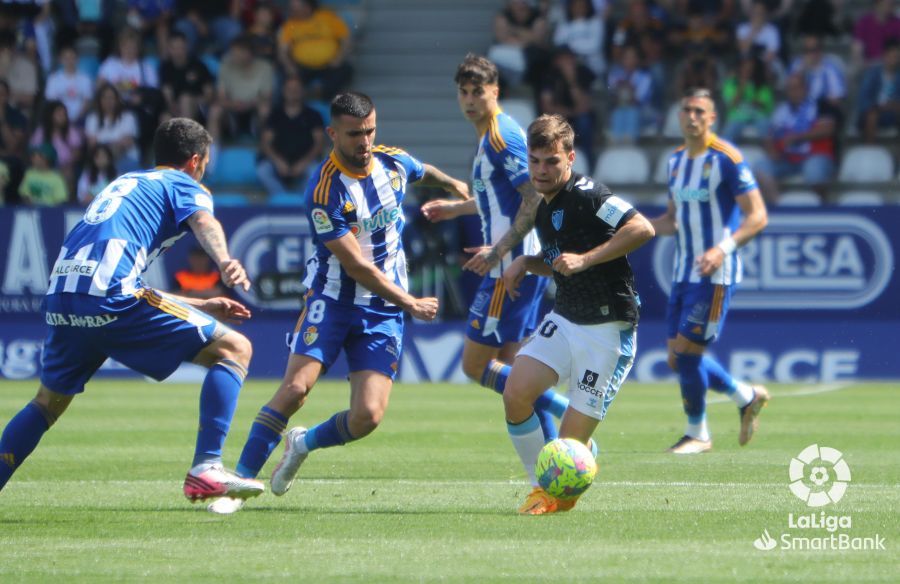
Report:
788,444,851,508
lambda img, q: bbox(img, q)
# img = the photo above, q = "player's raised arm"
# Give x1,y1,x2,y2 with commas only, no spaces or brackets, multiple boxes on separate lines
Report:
464,181,542,276
186,210,250,291
417,163,470,199
324,233,438,321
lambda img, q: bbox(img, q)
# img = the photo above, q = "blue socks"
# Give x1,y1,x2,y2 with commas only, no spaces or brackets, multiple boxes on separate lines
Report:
481,359,568,442
0,401,56,491
304,410,355,452
675,353,711,441
534,390,568,418
235,405,288,478
193,360,245,468
702,355,737,395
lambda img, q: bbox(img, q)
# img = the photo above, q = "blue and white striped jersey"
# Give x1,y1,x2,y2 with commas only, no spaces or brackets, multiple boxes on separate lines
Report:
303,147,423,311
46,168,213,297
472,110,541,278
667,135,758,285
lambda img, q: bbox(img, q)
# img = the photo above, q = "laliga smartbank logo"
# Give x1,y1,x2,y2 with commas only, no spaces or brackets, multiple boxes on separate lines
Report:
788,443,850,507
752,444,886,552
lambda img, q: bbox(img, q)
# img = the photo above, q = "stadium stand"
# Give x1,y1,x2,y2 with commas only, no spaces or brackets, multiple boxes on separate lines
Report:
778,190,823,206
837,145,895,183
836,190,886,206
593,146,650,185
206,147,257,189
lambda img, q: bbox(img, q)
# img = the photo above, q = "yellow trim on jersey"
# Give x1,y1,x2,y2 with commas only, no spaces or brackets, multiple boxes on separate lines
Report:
329,150,372,180
134,288,191,321
710,137,744,164
314,160,338,206
487,114,507,153
293,290,315,333
710,285,725,321
488,279,506,319
373,145,408,157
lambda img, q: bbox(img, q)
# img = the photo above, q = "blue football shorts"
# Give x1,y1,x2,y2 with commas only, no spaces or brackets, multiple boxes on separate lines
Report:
465,274,548,348
665,281,734,345
288,290,403,380
40,288,225,395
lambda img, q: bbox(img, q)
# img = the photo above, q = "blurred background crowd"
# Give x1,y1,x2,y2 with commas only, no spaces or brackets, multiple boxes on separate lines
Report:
0,0,897,310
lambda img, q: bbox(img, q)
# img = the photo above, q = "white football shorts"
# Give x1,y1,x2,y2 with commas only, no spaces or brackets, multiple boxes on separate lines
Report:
517,312,636,420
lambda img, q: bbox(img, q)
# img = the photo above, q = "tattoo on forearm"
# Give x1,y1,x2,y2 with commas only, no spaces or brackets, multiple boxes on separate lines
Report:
493,183,540,256
189,214,229,264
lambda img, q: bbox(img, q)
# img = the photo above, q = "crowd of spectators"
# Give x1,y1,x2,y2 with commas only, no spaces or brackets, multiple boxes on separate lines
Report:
0,0,897,209
489,0,900,203
0,0,351,207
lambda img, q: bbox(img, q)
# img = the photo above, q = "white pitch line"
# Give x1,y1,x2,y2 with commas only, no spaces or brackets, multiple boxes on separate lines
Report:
707,382,852,405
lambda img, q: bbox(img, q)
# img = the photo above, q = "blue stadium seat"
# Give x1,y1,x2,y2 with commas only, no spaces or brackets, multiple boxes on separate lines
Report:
308,100,330,126
208,147,257,187
143,55,160,73
211,192,252,207
201,54,220,78
78,55,100,78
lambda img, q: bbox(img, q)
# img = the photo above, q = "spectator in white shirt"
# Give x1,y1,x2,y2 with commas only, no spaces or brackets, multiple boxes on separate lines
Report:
44,45,94,123
84,83,141,173
736,0,781,64
553,0,606,77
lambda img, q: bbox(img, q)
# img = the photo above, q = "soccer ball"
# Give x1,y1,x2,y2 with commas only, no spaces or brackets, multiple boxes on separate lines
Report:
536,438,598,500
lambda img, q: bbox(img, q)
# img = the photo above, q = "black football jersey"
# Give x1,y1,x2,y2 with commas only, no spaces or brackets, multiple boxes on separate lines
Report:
534,173,641,325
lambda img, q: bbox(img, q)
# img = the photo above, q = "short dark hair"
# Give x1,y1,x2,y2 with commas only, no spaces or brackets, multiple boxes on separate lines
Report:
330,91,374,119
454,53,499,87
527,114,575,153
682,87,716,111
153,118,212,167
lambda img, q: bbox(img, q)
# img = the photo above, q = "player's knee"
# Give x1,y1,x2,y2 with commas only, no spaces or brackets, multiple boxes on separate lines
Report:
278,380,311,410
667,351,677,371
216,332,252,368
502,381,530,416
348,406,383,437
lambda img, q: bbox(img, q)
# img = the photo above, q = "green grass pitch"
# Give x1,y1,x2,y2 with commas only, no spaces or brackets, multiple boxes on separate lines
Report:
1,379,897,582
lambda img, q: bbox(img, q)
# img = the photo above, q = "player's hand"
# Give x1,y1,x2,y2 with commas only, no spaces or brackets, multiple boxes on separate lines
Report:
421,199,460,222
219,258,251,292
201,297,252,324
696,246,725,277
445,179,470,200
502,257,527,300
408,296,439,321
552,253,588,276
463,246,500,276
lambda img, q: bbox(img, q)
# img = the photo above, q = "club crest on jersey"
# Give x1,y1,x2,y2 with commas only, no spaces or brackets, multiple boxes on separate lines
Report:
388,170,402,191
551,209,564,230
303,326,318,345
311,208,333,234
702,161,712,179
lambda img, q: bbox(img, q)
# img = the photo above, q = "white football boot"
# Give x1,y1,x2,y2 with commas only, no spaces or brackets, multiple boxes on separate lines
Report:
270,427,309,496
